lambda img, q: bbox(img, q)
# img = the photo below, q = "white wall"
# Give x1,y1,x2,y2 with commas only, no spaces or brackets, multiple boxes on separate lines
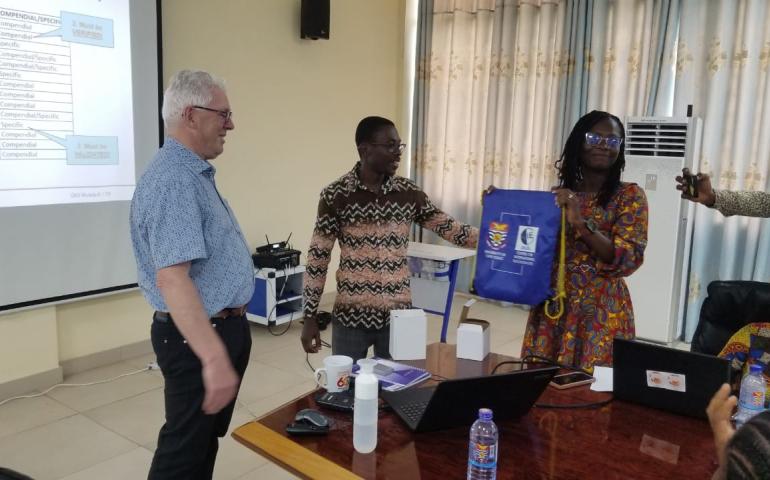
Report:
0,0,407,385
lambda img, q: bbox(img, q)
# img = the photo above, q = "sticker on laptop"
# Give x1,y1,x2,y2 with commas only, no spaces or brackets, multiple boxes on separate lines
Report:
646,370,686,392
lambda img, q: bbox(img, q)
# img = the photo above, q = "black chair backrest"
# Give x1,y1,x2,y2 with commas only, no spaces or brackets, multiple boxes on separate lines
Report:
691,280,770,356
0,468,33,480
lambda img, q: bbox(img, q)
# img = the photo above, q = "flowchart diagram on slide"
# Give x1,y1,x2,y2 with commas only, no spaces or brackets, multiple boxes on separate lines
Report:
0,2,135,207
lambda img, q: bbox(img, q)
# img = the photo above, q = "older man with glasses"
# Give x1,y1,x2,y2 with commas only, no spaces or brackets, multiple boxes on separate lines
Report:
130,70,253,479
301,115,480,362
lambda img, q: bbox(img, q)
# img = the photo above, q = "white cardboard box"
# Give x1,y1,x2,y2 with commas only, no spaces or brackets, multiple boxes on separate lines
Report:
456,299,490,361
389,309,427,360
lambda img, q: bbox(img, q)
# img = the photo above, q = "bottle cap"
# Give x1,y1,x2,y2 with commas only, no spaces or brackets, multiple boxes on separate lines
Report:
750,363,765,374
357,358,376,374
478,408,493,421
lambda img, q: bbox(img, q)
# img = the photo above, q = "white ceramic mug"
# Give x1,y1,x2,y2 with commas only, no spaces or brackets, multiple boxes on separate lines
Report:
314,355,353,392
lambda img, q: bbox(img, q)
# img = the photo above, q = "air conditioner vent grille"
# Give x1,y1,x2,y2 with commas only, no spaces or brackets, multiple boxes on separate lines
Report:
626,122,687,157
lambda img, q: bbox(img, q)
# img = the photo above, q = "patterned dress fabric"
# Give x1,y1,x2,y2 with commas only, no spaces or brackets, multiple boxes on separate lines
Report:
303,163,479,330
713,190,770,218
521,183,649,370
719,322,770,402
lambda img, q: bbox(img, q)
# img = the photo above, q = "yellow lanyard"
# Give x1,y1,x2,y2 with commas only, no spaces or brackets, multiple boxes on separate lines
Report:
544,209,566,320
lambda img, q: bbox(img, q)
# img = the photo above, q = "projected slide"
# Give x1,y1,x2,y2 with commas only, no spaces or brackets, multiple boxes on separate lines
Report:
0,0,134,207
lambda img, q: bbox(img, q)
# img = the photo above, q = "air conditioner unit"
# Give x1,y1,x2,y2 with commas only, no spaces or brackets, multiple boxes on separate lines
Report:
622,115,702,344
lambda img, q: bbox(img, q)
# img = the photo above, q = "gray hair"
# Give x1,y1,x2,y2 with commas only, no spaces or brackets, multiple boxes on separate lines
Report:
161,70,226,128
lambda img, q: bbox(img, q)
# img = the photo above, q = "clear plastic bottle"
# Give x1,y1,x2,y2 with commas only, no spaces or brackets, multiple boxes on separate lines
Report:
467,408,498,480
734,363,767,428
353,358,379,453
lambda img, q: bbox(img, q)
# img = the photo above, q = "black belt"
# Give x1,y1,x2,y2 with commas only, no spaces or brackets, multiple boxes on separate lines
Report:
153,306,247,323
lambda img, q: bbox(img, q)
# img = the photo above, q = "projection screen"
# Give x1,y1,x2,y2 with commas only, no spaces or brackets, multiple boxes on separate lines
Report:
0,0,162,311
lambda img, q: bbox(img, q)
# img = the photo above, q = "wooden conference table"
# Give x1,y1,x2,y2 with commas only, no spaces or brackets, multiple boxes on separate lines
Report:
233,344,717,479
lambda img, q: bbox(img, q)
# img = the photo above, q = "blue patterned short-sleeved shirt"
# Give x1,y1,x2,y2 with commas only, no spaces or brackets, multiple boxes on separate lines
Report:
130,138,254,317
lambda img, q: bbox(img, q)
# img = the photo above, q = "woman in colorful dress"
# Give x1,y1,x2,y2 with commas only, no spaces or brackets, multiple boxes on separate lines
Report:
521,110,649,370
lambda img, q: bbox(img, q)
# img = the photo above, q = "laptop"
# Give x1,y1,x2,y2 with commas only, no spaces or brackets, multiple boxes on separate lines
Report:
613,338,735,419
381,365,558,432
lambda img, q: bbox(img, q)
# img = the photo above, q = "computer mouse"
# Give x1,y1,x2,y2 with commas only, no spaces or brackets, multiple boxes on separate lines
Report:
294,408,329,428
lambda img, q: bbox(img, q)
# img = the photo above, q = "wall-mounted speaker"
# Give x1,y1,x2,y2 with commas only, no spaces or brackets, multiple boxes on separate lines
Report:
301,0,330,40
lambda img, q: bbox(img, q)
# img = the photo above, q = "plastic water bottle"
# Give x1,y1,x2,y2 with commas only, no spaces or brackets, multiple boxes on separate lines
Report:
735,363,767,428
467,408,498,480
353,359,379,453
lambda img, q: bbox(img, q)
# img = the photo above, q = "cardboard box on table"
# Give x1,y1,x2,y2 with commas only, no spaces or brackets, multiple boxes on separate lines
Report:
456,299,490,361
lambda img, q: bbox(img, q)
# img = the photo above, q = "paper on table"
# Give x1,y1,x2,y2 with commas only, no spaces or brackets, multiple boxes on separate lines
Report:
351,358,431,392
591,365,613,392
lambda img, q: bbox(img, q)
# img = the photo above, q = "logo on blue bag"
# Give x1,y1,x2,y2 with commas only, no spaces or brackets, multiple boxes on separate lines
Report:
486,221,509,250
515,226,539,253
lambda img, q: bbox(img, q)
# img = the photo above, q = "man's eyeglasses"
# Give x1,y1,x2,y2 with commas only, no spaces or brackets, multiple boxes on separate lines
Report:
585,132,623,149
368,142,407,154
192,106,233,122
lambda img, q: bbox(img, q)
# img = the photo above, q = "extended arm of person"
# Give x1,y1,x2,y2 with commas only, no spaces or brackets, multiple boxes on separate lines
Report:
595,185,649,277
676,169,770,218
415,190,480,248
301,195,339,353
156,262,239,415
712,190,770,218
553,188,614,264
706,383,737,480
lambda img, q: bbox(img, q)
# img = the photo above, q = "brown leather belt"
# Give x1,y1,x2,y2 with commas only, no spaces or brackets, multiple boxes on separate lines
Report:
213,305,248,319
153,305,247,323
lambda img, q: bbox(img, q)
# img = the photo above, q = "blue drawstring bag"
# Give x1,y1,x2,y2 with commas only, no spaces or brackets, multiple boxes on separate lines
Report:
474,189,562,306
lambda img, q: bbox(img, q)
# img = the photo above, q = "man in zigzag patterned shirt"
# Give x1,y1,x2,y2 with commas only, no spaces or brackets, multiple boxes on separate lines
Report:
301,116,480,361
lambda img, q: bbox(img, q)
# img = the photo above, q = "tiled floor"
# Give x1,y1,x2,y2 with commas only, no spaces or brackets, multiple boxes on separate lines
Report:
0,295,528,480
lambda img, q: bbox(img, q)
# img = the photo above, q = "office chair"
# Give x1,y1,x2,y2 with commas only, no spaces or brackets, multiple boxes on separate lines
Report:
0,468,33,480
690,280,770,356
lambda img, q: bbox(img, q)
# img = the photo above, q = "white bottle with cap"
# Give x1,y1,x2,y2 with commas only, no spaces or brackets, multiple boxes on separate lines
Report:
353,358,379,453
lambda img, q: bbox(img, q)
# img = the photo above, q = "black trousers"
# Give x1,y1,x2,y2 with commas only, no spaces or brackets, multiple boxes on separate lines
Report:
148,313,251,480
331,319,391,363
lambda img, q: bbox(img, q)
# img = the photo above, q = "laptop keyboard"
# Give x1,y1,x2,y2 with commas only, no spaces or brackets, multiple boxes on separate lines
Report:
397,400,429,423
